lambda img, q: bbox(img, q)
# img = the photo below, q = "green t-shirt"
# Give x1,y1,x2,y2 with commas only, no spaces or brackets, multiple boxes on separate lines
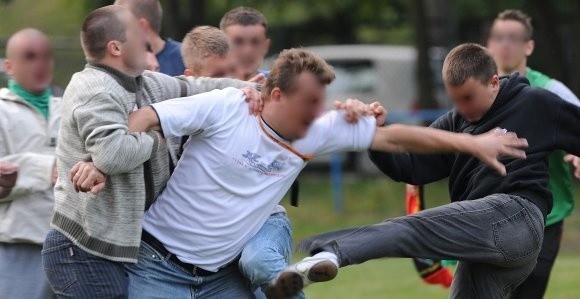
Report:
526,67,575,226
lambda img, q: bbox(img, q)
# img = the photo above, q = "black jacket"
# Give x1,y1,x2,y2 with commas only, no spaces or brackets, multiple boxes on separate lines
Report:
370,73,580,217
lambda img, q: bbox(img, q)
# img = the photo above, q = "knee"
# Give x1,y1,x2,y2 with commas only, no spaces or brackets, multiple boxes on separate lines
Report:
239,245,283,284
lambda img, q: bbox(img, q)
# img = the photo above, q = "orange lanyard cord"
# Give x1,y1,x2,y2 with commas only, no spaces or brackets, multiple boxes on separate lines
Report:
257,116,313,161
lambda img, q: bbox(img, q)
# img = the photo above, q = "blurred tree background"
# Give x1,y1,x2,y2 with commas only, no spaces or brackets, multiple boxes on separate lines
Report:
1,0,579,105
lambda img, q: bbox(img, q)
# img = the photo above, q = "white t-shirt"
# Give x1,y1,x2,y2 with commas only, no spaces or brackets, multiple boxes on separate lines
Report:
143,87,376,271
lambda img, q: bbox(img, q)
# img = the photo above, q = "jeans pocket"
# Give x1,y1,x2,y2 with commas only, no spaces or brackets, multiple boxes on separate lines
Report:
42,244,78,294
493,208,540,262
138,241,169,263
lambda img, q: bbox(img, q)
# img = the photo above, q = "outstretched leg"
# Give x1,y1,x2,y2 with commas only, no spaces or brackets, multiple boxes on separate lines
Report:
280,194,545,298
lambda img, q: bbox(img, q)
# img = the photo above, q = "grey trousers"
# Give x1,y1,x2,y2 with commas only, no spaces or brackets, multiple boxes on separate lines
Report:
299,194,545,299
0,242,56,299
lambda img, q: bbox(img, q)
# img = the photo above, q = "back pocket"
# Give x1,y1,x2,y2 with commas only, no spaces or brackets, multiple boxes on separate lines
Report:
492,208,540,262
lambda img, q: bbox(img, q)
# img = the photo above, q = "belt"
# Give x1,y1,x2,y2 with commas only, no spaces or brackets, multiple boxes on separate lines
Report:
141,230,218,276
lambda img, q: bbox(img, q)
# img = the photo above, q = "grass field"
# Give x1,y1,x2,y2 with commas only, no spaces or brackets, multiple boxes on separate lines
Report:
280,173,580,298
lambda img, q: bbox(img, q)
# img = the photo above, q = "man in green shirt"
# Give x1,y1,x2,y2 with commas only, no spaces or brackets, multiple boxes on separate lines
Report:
487,9,579,298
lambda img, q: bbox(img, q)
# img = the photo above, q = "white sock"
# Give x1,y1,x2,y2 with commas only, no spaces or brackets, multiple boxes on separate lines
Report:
309,251,339,268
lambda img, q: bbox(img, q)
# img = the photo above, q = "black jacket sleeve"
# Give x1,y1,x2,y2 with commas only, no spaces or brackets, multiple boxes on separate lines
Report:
368,112,455,185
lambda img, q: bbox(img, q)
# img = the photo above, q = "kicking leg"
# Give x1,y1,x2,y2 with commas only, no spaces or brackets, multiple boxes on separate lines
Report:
284,194,544,296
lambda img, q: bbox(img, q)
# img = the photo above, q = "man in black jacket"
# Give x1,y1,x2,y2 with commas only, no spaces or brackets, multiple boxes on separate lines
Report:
277,43,580,299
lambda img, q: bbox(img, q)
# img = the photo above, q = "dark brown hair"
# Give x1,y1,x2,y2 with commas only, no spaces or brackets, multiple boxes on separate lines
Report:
495,9,533,40
80,5,128,61
219,7,268,31
263,49,335,98
442,43,498,86
115,0,163,33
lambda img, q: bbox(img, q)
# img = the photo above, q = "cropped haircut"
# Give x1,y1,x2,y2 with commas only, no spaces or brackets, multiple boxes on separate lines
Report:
495,9,533,40
81,6,128,61
442,43,498,86
219,7,268,31
181,26,229,71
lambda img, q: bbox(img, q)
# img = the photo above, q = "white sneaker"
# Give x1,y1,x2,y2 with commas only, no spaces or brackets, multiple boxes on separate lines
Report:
266,252,339,299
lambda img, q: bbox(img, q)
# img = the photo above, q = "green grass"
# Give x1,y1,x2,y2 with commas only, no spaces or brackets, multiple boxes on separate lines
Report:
279,174,580,298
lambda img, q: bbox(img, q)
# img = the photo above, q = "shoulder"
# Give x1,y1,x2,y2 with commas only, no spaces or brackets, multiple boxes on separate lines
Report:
0,87,17,102
167,39,182,49
545,80,580,106
203,87,246,108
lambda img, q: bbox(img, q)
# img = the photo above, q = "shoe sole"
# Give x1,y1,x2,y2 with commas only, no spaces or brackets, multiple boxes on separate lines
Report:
266,261,338,299
307,260,338,282
266,271,303,299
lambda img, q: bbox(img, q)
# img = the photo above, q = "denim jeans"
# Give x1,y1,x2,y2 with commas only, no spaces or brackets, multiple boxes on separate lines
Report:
301,194,545,299
512,220,563,299
238,212,304,299
125,240,254,298
42,229,128,298
0,243,55,299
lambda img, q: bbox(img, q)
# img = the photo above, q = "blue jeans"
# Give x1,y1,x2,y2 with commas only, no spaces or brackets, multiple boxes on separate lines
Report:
42,229,128,298
125,240,253,298
239,212,304,299
0,243,55,299
301,194,545,299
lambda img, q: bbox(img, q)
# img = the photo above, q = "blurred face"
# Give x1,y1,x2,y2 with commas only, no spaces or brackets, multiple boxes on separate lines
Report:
4,35,54,93
118,10,148,75
273,72,326,140
444,76,499,122
224,24,270,80
145,51,160,72
198,54,235,78
487,20,534,73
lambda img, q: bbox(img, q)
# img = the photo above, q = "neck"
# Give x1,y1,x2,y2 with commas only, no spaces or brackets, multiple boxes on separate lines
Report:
96,57,140,77
149,33,166,55
9,79,49,96
498,60,527,77
261,104,292,141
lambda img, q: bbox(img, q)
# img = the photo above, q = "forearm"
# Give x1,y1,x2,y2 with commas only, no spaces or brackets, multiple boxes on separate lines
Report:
128,106,161,133
371,124,473,155
369,149,452,185
0,153,54,196
369,150,415,183
184,77,256,95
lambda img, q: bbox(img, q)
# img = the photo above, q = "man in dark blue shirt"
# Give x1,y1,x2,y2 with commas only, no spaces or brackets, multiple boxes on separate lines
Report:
115,0,185,76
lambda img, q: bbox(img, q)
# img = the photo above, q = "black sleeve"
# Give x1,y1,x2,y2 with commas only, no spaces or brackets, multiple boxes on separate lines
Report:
554,97,580,155
368,112,455,185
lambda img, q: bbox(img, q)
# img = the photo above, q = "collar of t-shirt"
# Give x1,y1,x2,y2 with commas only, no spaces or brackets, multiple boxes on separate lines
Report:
259,115,292,146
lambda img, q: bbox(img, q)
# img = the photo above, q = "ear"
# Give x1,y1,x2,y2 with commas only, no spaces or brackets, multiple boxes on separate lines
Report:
138,18,149,31
262,38,271,56
490,75,500,90
270,87,281,102
524,39,534,57
107,41,122,57
3,59,14,76
184,68,195,77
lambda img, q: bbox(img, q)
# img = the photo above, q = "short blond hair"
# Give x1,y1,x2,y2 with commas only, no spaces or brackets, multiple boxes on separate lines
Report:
181,26,229,71
263,49,335,98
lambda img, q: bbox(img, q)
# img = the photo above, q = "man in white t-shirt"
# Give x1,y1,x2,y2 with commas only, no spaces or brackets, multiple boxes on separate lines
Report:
81,49,527,298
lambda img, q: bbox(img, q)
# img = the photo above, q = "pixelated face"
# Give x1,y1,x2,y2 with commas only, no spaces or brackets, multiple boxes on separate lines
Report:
119,9,148,75
277,72,326,140
198,54,235,78
224,24,270,80
444,76,499,123
5,36,54,93
487,20,534,73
